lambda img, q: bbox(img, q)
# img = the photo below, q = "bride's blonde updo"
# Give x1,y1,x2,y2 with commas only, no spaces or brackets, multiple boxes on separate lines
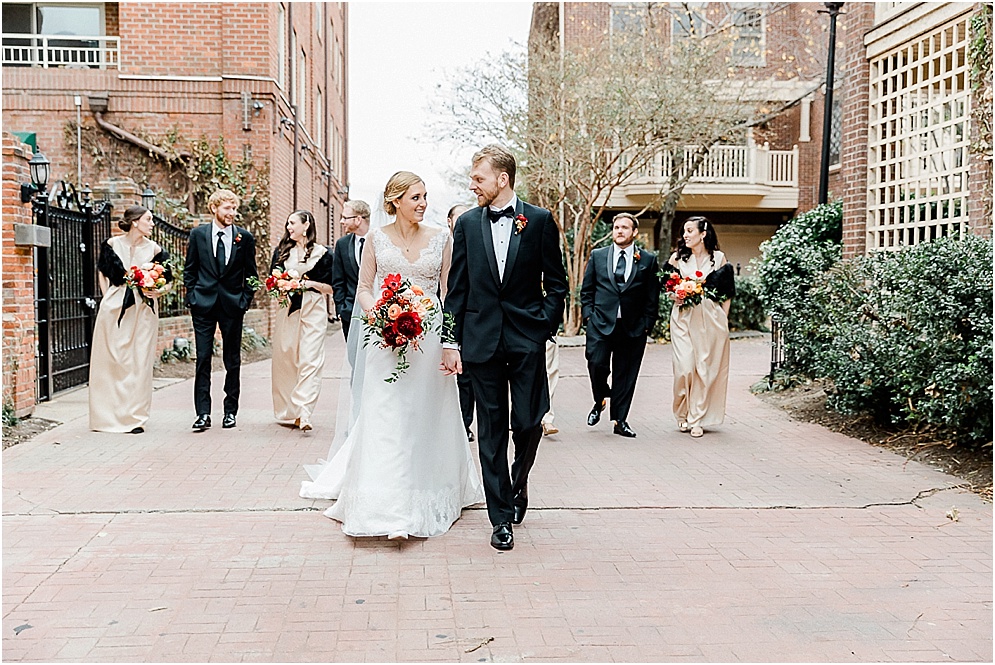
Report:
383,171,424,216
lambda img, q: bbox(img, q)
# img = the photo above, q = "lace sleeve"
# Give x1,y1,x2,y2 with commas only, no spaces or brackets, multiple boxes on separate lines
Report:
356,230,379,311
439,231,454,302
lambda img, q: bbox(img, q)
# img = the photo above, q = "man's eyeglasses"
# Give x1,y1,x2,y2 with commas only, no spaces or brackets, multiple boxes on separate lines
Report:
341,215,363,221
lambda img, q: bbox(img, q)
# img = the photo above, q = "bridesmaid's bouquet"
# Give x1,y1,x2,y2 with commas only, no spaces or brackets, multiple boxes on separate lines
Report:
125,262,172,306
663,270,705,311
249,268,307,308
361,273,440,383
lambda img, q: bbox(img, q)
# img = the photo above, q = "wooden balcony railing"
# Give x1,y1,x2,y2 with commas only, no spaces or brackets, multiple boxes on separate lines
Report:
630,143,798,188
2,34,119,69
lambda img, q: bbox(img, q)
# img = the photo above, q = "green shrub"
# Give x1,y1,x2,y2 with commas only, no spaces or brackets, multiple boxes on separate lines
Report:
755,201,843,372
728,275,767,332
807,235,993,446
2,401,18,429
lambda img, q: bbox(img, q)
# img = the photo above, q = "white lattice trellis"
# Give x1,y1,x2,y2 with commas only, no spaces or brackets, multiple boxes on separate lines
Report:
866,14,971,251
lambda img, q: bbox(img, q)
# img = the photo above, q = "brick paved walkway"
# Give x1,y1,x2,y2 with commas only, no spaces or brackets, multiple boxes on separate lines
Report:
3,335,991,662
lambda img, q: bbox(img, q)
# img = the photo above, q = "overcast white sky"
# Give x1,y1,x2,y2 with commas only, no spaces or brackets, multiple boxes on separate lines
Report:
347,1,534,226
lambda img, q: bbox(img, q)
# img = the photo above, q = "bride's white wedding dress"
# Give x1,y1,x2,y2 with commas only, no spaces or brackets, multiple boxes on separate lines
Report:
300,227,484,538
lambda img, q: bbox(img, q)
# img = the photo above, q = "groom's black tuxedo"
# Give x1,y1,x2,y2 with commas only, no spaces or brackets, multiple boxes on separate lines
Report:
580,244,660,424
445,200,568,526
331,233,362,341
184,223,257,416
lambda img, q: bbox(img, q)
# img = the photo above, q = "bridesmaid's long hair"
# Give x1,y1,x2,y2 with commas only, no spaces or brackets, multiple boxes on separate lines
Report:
275,210,318,267
676,215,720,265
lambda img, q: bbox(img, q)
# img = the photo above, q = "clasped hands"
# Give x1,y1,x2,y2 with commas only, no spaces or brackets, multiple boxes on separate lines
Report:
440,349,462,376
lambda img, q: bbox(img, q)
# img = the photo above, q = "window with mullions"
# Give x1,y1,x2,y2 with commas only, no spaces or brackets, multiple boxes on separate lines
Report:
671,2,705,40
829,92,842,166
611,3,647,37
731,5,765,66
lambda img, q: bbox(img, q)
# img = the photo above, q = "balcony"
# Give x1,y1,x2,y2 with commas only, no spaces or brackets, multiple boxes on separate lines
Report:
2,34,119,69
607,143,800,211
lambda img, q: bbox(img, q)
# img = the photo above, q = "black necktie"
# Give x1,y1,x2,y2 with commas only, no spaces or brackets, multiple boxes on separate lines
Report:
614,251,626,285
358,236,365,261
487,206,514,223
216,230,226,269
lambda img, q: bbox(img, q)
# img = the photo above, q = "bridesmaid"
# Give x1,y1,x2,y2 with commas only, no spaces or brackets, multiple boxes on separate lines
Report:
666,216,735,438
270,210,334,431
89,205,172,433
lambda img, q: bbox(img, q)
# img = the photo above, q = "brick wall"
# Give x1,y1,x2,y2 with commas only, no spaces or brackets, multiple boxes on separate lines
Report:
836,3,875,259
2,134,38,417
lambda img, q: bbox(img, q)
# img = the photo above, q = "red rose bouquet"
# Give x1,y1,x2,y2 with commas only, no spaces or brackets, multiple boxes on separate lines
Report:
361,273,440,383
663,269,705,310
125,261,172,305
249,268,307,308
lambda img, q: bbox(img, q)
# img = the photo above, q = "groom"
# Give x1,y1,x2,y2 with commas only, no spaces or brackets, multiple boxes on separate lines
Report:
443,145,568,550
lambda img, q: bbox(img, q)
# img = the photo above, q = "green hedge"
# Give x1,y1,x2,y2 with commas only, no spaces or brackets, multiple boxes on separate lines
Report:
757,201,993,446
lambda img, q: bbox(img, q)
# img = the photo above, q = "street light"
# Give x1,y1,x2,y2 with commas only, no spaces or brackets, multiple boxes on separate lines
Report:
142,186,156,211
21,151,51,202
818,1,844,205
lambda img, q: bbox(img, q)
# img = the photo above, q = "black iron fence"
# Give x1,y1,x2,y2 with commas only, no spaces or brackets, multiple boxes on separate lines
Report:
151,213,190,317
33,183,112,401
768,317,785,386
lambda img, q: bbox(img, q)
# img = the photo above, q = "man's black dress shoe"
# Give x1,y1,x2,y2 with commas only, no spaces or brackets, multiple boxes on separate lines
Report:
491,522,514,550
222,413,237,429
512,487,528,525
613,420,636,438
587,399,606,426
128,427,145,434
192,415,211,431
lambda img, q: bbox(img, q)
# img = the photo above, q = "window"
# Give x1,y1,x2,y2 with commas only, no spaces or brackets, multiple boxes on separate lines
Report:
316,87,323,152
277,4,286,88
2,3,112,68
671,2,705,40
731,5,764,66
298,48,307,131
611,3,647,37
315,1,322,37
866,16,971,251
828,92,842,166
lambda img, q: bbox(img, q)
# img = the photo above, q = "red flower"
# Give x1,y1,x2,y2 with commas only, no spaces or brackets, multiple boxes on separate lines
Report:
265,276,277,290
514,214,528,235
383,324,399,348
234,232,242,244
382,288,395,301
395,311,423,338
383,273,402,291
695,270,703,278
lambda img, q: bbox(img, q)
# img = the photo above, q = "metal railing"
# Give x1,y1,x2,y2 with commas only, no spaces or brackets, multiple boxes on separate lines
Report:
2,34,119,68
151,214,190,318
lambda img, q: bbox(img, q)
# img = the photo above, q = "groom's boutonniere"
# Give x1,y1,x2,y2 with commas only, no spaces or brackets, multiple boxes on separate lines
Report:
514,214,528,235
234,232,243,244
633,247,641,262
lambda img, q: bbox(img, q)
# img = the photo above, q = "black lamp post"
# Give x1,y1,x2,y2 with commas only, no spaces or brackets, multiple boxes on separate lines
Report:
142,186,156,211
21,151,51,202
818,1,844,205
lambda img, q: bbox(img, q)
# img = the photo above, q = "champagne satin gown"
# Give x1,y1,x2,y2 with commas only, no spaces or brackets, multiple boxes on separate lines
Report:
88,235,162,432
670,249,731,428
271,245,330,425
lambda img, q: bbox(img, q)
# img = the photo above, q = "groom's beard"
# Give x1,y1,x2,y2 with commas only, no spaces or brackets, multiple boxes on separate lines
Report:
474,185,500,208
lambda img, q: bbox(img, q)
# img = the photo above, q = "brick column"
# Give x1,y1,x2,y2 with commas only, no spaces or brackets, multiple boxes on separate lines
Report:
2,133,38,417
837,3,875,259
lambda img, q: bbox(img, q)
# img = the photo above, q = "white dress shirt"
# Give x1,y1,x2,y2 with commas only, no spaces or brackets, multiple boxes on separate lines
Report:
610,243,635,318
354,232,367,267
490,194,518,281
211,221,233,265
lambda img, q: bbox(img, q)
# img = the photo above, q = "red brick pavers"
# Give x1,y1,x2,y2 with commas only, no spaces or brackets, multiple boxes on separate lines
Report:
3,336,991,662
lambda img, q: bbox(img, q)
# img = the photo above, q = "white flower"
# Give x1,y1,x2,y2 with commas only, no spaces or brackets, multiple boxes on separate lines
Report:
287,269,300,279
141,262,154,271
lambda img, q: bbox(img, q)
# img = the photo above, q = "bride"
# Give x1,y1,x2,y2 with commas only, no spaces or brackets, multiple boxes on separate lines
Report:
300,171,484,539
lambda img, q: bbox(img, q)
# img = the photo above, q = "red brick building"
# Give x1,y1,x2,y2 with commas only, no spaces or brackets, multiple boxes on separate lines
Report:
531,2,834,272
2,2,349,413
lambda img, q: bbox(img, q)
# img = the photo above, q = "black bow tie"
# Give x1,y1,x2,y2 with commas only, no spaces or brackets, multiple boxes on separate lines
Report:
487,206,515,223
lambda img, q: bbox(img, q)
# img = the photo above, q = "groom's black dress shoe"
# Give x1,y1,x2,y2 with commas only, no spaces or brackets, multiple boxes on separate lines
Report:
613,420,636,438
587,399,606,426
222,413,237,429
192,415,211,431
491,523,514,550
512,487,528,525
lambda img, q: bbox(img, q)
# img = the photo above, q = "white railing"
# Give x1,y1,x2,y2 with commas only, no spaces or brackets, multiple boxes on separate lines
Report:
634,143,797,187
2,34,119,69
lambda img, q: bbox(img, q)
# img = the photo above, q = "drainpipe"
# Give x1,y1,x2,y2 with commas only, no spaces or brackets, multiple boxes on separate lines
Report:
324,4,334,244
289,2,298,209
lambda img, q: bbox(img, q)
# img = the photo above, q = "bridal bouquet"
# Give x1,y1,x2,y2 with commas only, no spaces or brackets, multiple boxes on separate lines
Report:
249,268,307,308
361,273,439,383
125,261,172,305
663,269,705,311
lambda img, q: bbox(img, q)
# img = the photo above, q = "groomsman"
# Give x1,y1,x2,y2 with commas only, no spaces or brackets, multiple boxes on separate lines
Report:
580,213,660,438
184,189,258,431
447,203,475,442
331,200,370,342
443,144,568,550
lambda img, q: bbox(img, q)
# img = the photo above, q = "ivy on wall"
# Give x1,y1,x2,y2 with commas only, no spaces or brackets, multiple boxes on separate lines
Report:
969,4,993,158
